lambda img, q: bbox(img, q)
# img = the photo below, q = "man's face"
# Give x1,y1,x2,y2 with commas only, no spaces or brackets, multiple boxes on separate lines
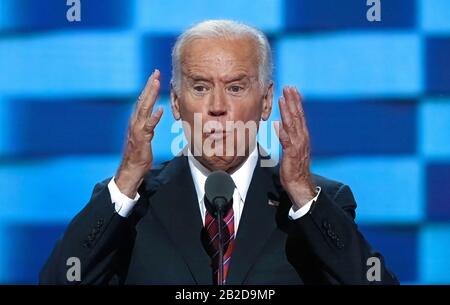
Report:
171,37,273,172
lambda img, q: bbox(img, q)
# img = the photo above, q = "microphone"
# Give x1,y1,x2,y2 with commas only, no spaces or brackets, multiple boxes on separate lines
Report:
204,170,235,285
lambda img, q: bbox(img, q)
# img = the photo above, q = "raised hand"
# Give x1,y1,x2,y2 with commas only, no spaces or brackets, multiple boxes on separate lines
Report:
275,86,316,208
115,70,164,198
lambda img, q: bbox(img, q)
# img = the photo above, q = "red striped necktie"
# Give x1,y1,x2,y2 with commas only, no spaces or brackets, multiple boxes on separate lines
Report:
204,207,235,285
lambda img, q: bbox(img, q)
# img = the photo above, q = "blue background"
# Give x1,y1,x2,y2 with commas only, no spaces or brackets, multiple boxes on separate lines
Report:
0,0,449,284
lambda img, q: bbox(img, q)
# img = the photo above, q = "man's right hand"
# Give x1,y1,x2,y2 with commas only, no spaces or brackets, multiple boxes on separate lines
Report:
115,69,164,198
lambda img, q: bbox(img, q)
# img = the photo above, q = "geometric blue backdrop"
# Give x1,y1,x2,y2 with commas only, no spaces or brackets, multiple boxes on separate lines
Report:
0,0,449,284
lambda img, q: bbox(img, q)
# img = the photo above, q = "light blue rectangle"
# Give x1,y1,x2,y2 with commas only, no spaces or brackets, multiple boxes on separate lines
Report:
419,99,450,159
0,156,122,222
420,224,450,284
276,33,422,98
420,0,450,34
136,0,282,33
0,32,140,97
312,157,424,224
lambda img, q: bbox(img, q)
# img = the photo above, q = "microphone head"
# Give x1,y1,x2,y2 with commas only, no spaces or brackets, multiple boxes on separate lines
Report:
205,170,235,214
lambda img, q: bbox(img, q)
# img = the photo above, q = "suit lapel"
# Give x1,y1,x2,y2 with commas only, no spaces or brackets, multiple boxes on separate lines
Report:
144,153,286,285
226,159,282,284
147,156,212,284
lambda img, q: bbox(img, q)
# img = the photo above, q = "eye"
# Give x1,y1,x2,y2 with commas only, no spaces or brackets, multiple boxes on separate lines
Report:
228,85,244,93
193,85,208,93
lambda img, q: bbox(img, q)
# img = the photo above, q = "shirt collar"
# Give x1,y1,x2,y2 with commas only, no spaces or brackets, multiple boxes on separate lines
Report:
187,145,258,204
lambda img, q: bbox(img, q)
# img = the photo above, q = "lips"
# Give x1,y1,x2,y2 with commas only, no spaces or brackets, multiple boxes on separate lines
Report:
205,131,232,140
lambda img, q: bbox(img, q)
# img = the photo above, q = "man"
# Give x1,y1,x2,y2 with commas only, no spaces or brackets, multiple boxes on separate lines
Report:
40,20,398,285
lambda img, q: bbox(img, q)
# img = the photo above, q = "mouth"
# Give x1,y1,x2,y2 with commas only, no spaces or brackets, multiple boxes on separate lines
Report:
205,130,232,140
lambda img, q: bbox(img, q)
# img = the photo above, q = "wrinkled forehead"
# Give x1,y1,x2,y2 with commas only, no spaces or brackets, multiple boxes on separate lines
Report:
180,37,259,78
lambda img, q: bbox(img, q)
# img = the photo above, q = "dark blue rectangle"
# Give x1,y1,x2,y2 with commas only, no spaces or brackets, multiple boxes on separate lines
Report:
426,162,450,221
304,100,417,156
284,0,416,31
359,225,418,283
141,35,177,95
4,0,131,32
9,98,133,157
426,38,450,95
4,223,67,284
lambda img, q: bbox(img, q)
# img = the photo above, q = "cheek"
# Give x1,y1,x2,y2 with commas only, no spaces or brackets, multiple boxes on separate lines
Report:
179,96,206,119
232,98,264,122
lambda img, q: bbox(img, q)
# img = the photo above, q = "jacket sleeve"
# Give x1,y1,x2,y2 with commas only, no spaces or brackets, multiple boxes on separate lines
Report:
39,179,138,285
286,184,399,285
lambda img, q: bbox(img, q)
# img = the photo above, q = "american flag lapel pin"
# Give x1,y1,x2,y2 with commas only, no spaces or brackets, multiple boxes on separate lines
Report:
267,199,280,207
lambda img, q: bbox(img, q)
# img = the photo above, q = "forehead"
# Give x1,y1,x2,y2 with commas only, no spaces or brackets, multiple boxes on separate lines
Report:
180,37,259,77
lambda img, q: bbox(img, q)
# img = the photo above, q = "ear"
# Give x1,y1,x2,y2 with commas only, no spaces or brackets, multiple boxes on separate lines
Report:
261,81,273,121
170,83,181,120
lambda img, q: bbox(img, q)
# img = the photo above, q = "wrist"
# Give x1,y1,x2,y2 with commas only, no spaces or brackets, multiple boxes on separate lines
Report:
115,169,143,198
286,181,316,209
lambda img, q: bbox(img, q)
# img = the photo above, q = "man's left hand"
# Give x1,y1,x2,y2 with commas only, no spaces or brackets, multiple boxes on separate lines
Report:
275,86,316,210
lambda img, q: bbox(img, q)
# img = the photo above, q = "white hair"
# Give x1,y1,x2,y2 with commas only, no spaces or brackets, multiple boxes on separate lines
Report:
171,19,273,93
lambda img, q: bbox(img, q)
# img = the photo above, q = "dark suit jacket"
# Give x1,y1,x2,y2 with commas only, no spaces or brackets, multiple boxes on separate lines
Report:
40,153,398,285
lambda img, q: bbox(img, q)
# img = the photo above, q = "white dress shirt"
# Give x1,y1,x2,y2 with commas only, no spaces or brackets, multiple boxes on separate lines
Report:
108,146,321,225
187,146,258,232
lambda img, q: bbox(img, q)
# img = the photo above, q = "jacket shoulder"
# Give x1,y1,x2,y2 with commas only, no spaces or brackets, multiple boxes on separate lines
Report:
140,156,187,194
312,174,344,198
312,173,356,211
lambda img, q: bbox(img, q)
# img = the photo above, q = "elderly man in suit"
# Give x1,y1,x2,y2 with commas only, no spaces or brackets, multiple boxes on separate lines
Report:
40,19,398,285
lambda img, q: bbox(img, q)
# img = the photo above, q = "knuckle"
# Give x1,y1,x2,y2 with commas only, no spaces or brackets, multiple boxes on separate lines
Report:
144,121,156,132
292,112,301,120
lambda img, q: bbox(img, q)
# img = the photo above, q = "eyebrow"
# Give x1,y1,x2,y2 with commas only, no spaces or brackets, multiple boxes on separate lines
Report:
184,73,212,82
185,73,251,83
223,74,250,83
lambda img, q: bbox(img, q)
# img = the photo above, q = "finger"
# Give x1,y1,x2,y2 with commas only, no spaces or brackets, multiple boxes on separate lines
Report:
283,86,303,135
279,96,296,137
291,87,302,113
140,69,160,118
273,120,291,149
144,106,164,134
136,70,156,110
283,87,299,118
293,87,308,130
138,70,161,120
293,87,311,145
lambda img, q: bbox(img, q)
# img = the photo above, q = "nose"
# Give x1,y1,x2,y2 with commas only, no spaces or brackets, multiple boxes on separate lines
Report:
208,89,227,117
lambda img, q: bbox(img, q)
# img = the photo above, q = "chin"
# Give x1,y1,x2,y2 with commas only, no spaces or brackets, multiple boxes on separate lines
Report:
201,155,243,173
